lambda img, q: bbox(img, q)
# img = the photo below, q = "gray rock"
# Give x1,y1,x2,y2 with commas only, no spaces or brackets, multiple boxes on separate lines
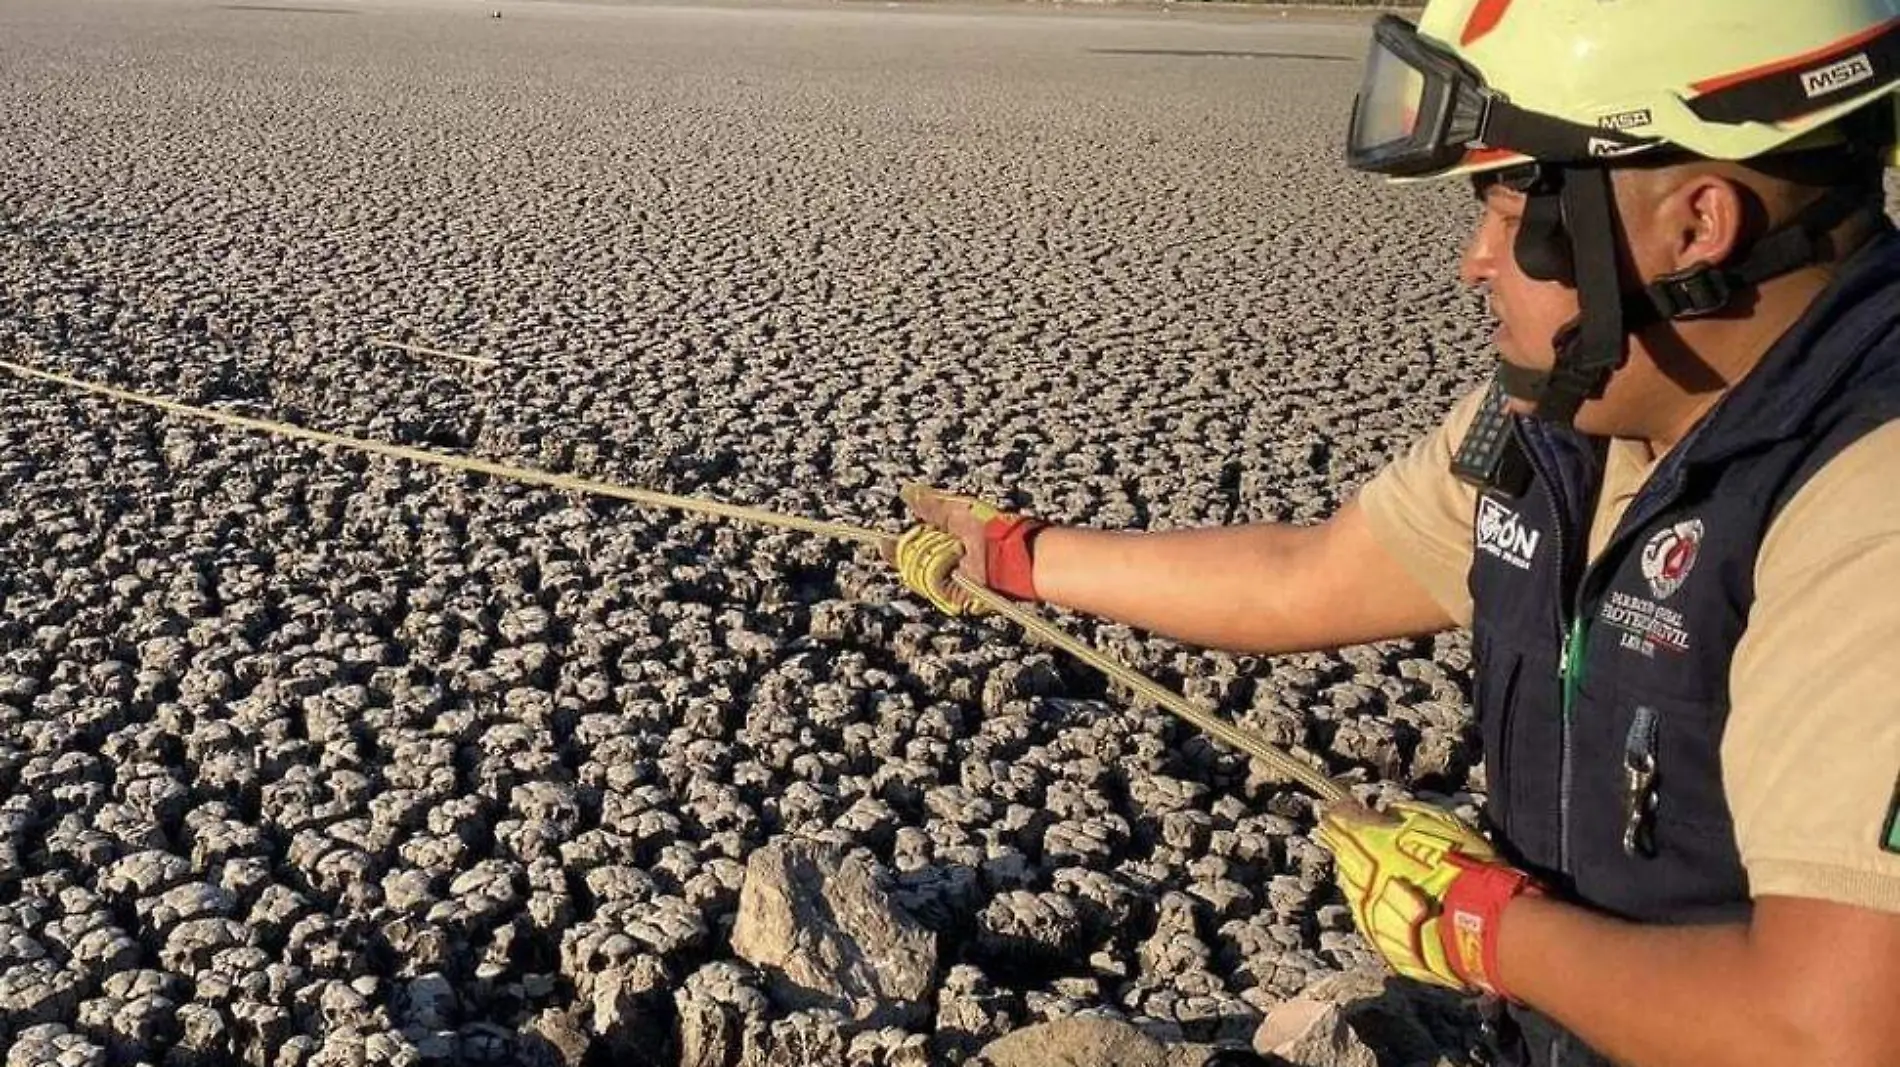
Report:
759,1008,852,1067
140,880,238,937
520,1006,590,1067
730,839,936,1027
674,961,769,1067
397,973,458,1032
77,988,181,1060
975,1017,1217,1067
975,890,1086,966
0,960,87,1032
170,1002,234,1066
160,918,250,977
1255,999,1379,1067
932,965,1017,1063
5,1024,106,1067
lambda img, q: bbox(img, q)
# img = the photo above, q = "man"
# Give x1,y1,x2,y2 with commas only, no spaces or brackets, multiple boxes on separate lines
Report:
890,2,1900,1065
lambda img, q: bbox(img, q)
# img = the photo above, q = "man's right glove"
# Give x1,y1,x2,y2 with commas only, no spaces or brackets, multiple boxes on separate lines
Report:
1315,801,1542,1001
890,484,1049,617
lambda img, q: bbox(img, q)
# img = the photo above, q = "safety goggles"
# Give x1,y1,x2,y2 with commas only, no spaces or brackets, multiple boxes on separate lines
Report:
1346,15,1656,178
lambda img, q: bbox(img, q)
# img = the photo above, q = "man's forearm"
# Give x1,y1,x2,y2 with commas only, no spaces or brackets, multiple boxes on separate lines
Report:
1500,896,1888,1067
1029,501,1453,654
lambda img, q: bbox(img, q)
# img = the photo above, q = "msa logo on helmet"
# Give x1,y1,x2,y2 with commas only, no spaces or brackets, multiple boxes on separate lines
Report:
1598,108,1654,132
1640,519,1704,600
1802,53,1876,99
1477,497,1541,571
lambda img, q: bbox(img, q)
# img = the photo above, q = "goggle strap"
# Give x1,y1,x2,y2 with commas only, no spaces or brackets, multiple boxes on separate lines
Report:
1481,101,1657,165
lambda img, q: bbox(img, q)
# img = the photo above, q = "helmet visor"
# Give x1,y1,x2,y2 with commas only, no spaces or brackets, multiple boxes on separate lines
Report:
1346,15,1662,177
1346,16,1491,177
1349,36,1431,159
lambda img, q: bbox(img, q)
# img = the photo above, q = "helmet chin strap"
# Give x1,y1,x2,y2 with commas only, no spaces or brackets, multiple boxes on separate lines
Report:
1496,166,1881,426
1530,168,1629,424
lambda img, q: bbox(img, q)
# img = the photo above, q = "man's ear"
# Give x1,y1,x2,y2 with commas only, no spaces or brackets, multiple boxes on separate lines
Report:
1666,174,1753,270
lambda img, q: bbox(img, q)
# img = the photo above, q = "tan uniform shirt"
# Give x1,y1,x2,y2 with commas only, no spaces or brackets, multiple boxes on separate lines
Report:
1360,386,1900,914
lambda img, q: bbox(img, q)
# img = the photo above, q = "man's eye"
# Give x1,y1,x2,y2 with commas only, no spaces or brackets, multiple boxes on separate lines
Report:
1486,206,1522,228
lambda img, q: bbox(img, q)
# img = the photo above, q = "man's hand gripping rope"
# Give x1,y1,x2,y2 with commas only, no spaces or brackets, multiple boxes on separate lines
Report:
888,484,1047,616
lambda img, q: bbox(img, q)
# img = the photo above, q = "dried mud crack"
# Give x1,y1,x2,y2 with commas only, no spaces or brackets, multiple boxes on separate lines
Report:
0,0,1594,1063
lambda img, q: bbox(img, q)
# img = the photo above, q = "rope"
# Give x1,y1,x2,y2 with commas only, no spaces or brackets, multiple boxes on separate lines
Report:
0,360,879,546
366,337,501,369
0,357,1349,804
960,584,1346,801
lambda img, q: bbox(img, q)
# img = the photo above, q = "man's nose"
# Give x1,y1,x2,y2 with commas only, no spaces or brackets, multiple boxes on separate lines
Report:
1459,215,1502,288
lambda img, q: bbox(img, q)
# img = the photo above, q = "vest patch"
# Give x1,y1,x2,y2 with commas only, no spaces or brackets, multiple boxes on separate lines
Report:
1598,591,1692,657
1640,519,1704,600
1477,496,1541,570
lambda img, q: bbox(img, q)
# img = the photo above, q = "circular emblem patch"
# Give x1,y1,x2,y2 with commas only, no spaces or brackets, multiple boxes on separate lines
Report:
1640,519,1704,600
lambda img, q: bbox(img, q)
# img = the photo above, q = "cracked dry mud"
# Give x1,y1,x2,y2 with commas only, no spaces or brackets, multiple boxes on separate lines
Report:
0,0,1527,1063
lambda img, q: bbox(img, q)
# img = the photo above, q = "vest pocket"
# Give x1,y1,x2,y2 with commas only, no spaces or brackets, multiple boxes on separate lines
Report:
1571,691,1745,922
1474,628,1569,874
1473,634,1525,841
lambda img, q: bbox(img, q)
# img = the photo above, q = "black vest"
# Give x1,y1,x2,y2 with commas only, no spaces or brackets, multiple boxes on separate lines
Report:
1467,230,1900,1065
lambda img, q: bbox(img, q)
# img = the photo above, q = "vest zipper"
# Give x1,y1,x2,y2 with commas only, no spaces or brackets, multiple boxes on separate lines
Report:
1557,610,1586,872
1519,422,1592,878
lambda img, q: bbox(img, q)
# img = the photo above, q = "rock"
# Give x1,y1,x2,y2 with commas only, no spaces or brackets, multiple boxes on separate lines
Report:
0,960,87,1032
397,973,458,1031
5,1024,106,1067
170,1002,234,1065
975,1017,1218,1067
730,839,936,1028
521,1006,591,1067
586,952,672,1062
845,1026,932,1066
974,890,1085,969
1273,968,1473,1067
932,965,1017,1063
674,962,769,1067
1254,1000,1377,1067
759,1008,851,1066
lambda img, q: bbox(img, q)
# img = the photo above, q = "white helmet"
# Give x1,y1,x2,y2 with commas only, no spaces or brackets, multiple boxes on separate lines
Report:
1348,0,1900,181
1344,0,1900,490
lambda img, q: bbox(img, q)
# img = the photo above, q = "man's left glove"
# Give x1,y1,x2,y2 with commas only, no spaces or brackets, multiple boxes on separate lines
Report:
1315,801,1542,1000
889,484,1049,617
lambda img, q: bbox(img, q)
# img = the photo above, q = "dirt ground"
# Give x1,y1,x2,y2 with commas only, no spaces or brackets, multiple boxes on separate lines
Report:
0,0,1491,1062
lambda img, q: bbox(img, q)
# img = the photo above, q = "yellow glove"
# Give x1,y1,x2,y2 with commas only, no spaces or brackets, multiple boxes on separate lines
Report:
1315,801,1540,999
893,523,980,617
890,485,1049,618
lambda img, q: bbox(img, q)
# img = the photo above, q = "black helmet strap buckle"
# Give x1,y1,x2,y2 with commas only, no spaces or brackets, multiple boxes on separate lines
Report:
1637,182,1877,323
1643,264,1737,320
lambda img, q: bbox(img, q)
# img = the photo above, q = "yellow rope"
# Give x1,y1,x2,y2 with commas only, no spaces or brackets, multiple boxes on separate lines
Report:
0,359,879,546
366,337,502,369
959,583,1346,801
0,358,1348,804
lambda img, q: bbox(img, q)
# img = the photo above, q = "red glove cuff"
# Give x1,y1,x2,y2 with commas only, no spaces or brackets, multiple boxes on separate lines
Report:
1438,857,1542,1001
982,515,1049,602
